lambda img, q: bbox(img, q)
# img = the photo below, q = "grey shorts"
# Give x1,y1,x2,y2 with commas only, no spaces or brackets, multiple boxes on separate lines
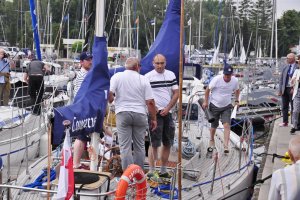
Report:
150,112,175,148
209,103,232,128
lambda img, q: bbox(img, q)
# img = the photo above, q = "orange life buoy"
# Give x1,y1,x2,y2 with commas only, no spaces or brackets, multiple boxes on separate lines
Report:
114,164,147,200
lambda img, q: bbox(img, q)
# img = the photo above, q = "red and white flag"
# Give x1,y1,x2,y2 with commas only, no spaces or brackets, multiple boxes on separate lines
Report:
56,129,74,200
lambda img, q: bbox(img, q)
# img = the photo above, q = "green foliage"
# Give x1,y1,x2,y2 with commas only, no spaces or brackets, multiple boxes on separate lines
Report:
0,0,297,59
71,41,83,53
277,10,300,57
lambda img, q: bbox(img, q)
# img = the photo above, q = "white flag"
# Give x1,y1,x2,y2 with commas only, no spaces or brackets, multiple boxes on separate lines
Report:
187,18,191,26
56,129,74,200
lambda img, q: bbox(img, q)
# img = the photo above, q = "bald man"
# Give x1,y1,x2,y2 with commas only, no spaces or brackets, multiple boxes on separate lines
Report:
278,53,299,127
145,54,179,176
268,135,300,200
109,57,157,170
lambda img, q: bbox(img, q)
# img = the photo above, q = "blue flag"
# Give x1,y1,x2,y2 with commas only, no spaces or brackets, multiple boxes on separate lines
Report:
140,0,181,79
29,0,42,60
109,0,181,79
53,37,110,145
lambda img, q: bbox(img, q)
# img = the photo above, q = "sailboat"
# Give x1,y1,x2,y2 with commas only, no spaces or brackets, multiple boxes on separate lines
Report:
0,0,255,199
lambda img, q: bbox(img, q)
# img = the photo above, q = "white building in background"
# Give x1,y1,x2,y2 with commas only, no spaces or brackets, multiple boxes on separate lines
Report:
62,39,85,59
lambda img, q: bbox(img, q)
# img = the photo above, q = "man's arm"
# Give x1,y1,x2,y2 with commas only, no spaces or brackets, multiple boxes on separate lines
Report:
202,87,210,109
234,89,240,107
108,91,115,103
268,172,280,200
160,89,179,116
278,68,284,95
24,72,29,84
146,99,157,131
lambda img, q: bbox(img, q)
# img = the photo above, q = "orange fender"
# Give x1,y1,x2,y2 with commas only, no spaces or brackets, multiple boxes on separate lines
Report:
114,164,147,200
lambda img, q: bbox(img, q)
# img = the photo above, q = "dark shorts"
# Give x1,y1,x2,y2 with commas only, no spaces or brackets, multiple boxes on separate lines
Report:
76,128,105,142
209,103,232,128
150,112,175,148
77,134,91,142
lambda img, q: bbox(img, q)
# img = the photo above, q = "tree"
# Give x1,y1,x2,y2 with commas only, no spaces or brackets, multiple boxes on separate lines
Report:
277,10,300,57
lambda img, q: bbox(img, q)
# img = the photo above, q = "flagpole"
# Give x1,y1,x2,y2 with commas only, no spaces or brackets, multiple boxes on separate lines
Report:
178,0,184,198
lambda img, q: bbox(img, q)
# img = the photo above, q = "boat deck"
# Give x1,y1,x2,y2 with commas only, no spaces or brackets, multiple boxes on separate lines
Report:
1,121,255,200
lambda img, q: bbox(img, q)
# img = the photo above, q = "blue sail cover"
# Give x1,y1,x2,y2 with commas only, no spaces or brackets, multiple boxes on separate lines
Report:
53,37,110,144
140,0,181,78
109,0,181,78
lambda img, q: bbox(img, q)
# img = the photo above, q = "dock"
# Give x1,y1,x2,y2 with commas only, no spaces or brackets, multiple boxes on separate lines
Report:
253,117,294,199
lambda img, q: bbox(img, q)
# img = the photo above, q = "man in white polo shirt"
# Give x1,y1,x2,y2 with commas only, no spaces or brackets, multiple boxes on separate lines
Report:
202,64,240,154
109,57,157,170
145,54,179,176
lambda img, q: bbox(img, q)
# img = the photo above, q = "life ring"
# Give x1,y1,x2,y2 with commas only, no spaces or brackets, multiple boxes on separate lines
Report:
114,164,147,200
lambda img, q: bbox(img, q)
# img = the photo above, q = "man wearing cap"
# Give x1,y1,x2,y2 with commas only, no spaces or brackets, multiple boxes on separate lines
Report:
73,51,93,97
73,51,93,169
202,64,240,154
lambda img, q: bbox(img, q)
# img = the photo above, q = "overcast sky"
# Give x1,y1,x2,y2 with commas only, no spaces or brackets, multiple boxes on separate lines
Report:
277,0,300,17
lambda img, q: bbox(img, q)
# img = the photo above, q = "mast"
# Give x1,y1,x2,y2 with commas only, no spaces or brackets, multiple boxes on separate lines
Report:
270,0,275,58
275,0,278,72
90,0,105,172
178,0,184,198
198,0,202,49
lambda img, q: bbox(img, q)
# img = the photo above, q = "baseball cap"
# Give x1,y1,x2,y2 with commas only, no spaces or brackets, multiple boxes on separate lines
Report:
80,51,93,61
223,64,233,75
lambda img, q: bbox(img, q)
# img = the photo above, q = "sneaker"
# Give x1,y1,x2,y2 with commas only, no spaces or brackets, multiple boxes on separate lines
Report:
279,122,288,127
159,172,172,179
290,128,296,135
74,164,90,170
147,171,159,179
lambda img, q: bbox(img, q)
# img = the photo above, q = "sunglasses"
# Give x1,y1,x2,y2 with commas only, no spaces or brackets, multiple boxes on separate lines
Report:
155,62,165,65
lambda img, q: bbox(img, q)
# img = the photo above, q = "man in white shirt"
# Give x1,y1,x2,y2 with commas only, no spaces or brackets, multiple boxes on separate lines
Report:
268,135,300,200
73,51,93,169
145,54,179,176
202,65,240,154
109,57,157,170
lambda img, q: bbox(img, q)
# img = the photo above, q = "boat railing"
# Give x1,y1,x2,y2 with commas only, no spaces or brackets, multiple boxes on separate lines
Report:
10,85,30,109
183,91,203,133
0,184,117,198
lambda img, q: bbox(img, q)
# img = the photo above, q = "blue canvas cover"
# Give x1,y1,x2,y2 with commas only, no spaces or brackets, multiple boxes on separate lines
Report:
53,37,110,144
109,0,181,79
140,0,181,78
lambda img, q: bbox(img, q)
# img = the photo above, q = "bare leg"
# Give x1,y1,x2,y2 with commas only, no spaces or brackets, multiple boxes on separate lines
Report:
210,127,217,147
73,139,86,168
160,145,171,173
148,146,158,172
223,123,230,149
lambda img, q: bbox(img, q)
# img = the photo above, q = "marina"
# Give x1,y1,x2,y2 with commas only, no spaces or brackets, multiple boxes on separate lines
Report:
0,0,300,199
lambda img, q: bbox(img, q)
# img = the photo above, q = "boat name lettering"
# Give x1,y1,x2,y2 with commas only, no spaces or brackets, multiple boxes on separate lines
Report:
128,168,144,180
72,116,97,132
